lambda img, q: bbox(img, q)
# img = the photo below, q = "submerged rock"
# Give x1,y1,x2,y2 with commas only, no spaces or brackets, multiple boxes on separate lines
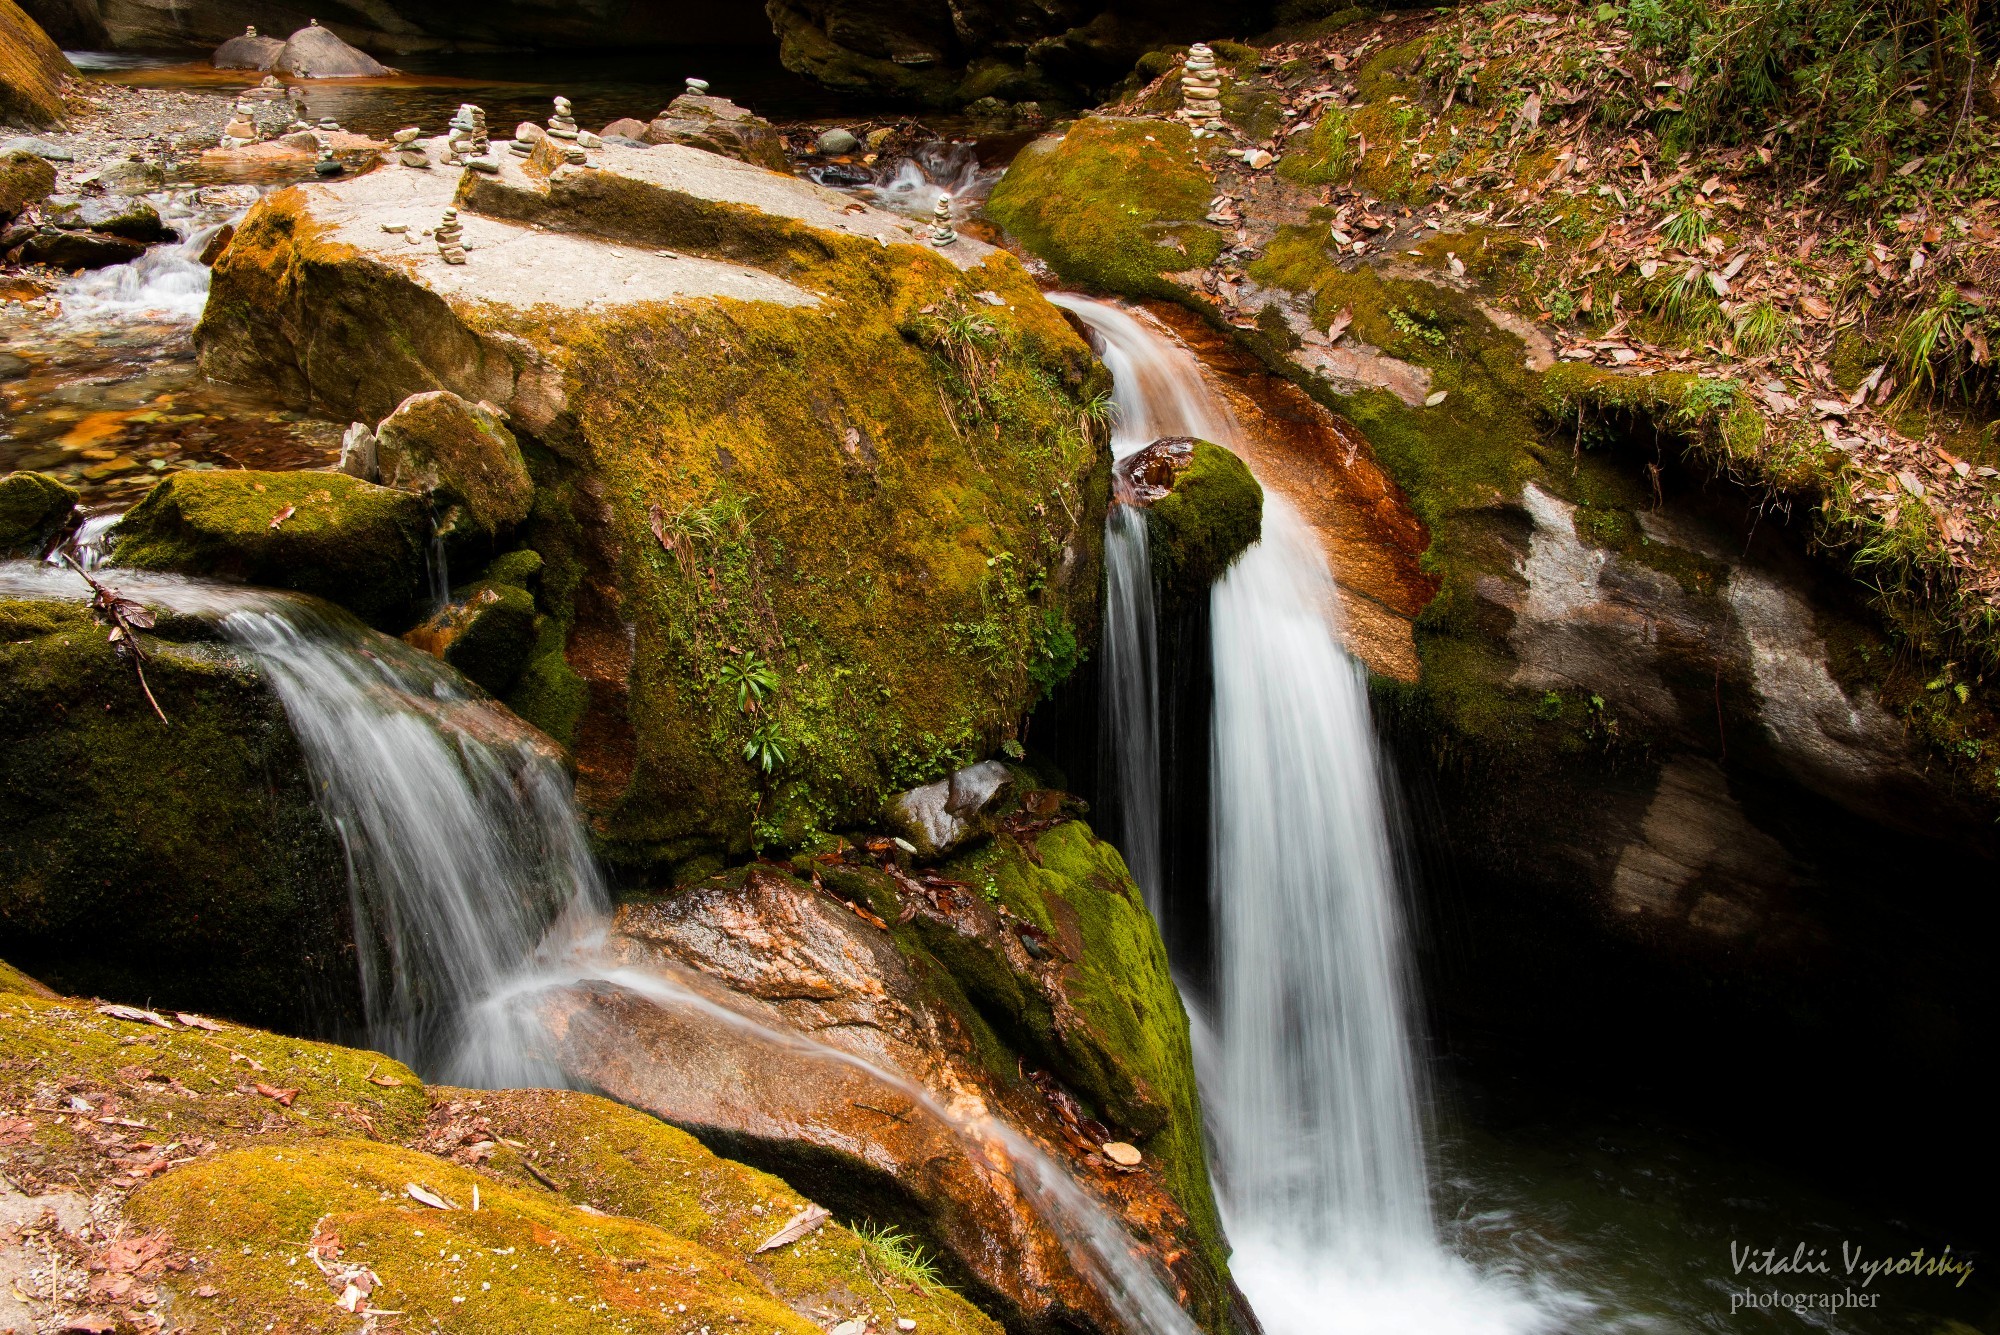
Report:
272,20,389,78
109,469,430,629
373,389,534,550
1117,437,1262,607
641,92,787,170
195,134,1108,866
0,599,353,1028
0,468,74,555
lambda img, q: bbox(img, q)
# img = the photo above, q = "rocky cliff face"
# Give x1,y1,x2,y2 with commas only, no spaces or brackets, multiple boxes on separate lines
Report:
1,0,72,130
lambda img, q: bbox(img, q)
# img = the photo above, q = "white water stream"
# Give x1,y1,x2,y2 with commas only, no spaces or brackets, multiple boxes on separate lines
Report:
1054,296,1575,1333
0,557,1193,1334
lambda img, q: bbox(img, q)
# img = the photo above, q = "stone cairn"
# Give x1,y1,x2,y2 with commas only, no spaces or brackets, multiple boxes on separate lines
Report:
313,138,343,175
546,97,579,139
446,104,489,163
1176,43,1225,133
509,123,540,157
685,77,709,95
392,126,428,168
435,206,466,264
928,192,957,246
222,95,260,144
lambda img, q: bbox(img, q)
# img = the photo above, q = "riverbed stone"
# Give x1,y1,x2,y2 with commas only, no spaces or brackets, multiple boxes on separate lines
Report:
211,26,283,70
16,226,144,268
0,468,74,554
1118,437,1262,607
373,389,533,550
42,192,173,241
108,469,430,629
813,125,859,155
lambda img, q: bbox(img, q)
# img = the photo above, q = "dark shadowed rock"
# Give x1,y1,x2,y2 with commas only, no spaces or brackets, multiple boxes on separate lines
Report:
15,0,105,48
273,21,388,78
0,469,75,555
18,227,145,268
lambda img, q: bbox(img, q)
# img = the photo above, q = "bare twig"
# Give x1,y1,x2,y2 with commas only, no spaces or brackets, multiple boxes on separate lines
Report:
60,553,167,724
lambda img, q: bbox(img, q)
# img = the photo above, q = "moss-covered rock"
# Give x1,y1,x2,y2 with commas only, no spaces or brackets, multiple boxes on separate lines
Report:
196,145,1112,869
403,562,539,697
1122,438,1262,607
0,0,72,130
0,147,55,223
108,469,430,630
374,389,534,553
0,468,75,555
0,598,355,1029
0,977,1001,1335
985,117,1223,299
929,817,1226,1308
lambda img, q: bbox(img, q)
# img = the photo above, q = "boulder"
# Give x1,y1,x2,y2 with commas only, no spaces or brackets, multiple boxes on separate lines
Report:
194,136,1109,867
0,147,54,224
42,192,174,241
0,468,74,554
1117,437,1262,607
211,27,284,70
884,758,1014,858
642,93,787,171
373,389,533,549
0,598,354,1029
108,469,430,629
0,134,69,160
548,811,1231,1332
600,115,650,140
16,226,144,267
272,20,388,78
0,0,72,130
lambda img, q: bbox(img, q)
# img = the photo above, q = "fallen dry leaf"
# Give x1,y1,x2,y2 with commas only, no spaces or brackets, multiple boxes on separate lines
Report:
175,1012,223,1031
754,1203,831,1253
268,504,295,530
254,1082,300,1107
404,1182,456,1209
97,1003,174,1030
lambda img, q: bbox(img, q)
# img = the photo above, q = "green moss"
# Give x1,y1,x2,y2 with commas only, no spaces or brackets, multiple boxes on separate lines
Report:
0,600,355,1028
0,983,426,1148
1146,442,1264,606
374,390,535,554
986,117,1223,299
132,1138,821,1335
547,244,1107,868
1276,109,1357,185
933,821,1227,1319
0,469,76,554
109,470,430,630
444,1088,1001,1334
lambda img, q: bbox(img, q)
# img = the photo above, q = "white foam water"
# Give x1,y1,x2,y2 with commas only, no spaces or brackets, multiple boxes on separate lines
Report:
1054,295,1574,1334
54,194,236,326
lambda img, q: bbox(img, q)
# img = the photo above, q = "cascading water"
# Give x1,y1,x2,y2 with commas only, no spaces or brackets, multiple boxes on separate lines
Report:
0,557,1194,1334
1058,296,1567,1333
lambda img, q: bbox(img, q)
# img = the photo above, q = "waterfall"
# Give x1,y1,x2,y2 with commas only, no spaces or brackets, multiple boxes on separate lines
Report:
1055,297,1562,1333
0,558,1194,1334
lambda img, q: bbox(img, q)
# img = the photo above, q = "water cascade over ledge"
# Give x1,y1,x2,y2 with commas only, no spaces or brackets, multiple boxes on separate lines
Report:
1053,296,1571,1333
0,558,1196,1335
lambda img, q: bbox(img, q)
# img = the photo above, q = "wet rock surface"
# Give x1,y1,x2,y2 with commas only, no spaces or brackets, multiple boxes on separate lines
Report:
1115,436,1262,609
